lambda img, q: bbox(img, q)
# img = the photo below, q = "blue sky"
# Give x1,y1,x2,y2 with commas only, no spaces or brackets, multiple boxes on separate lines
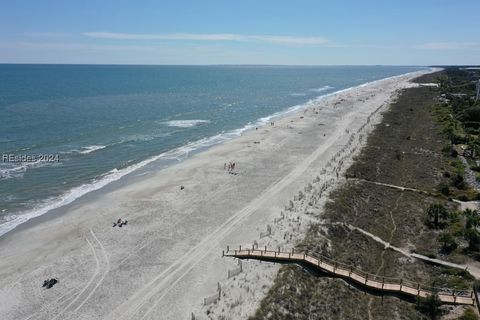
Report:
0,0,478,65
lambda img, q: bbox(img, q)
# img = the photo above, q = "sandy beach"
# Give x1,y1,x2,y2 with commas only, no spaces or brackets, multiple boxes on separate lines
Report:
0,69,435,320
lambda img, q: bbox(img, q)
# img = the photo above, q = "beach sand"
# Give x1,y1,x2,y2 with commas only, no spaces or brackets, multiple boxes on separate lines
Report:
0,69,436,320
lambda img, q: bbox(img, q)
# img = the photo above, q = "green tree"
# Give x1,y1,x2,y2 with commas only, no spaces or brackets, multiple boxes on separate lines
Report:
425,204,449,228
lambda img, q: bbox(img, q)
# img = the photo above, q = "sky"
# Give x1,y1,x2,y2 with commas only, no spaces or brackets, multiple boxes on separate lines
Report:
0,0,478,65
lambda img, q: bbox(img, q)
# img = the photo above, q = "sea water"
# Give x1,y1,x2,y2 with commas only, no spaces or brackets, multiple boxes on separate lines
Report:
0,64,425,236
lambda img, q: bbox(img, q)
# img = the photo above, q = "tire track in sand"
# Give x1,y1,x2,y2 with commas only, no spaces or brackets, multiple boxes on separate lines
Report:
51,228,109,320
105,114,360,320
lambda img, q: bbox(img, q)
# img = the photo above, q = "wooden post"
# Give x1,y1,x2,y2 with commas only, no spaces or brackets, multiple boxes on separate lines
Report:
417,283,420,296
252,244,254,250
349,266,353,277
333,262,337,273
292,248,295,254
239,245,242,251
222,250,224,257
289,253,291,259
235,249,237,255
382,277,384,289
400,279,403,291
365,274,368,285
227,245,229,252
265,245,267,252
275,251,277,257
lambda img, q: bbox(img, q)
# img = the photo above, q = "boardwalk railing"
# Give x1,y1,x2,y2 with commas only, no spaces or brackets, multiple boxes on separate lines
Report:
223,246,475,306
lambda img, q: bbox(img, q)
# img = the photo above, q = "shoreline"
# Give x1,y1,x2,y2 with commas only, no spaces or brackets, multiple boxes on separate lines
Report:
0,69,437,320
0,68,431,239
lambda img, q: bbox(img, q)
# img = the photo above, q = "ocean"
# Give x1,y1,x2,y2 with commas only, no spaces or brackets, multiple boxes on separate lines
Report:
0,64,425,236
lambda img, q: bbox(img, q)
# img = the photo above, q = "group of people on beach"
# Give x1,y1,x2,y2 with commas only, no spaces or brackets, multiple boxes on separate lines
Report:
42,278,58,289
113,218,128,228
224,161,236,173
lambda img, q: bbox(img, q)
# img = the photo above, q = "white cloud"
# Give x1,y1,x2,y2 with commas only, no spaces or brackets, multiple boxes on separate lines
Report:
417,42,480,50
82,32,329,45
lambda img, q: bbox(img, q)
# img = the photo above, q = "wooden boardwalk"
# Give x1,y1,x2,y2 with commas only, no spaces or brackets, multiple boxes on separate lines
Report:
223,247,476,306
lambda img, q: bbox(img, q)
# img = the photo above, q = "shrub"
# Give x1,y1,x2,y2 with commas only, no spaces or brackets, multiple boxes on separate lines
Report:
451,173,466,190
464,228,480,252
464,106,480,123
438,182,451,196
458,308,478,320
451,148,459,157
415,294,442,319
437,232,457,253
451,221,464,237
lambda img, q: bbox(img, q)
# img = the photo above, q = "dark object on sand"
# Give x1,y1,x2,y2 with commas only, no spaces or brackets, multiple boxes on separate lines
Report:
43,278,58,289
180,185,184,190
114,218,128,227
117,219,128,227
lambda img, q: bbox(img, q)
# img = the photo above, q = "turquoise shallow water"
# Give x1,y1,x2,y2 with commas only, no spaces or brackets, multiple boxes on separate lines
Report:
0,64,425,235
